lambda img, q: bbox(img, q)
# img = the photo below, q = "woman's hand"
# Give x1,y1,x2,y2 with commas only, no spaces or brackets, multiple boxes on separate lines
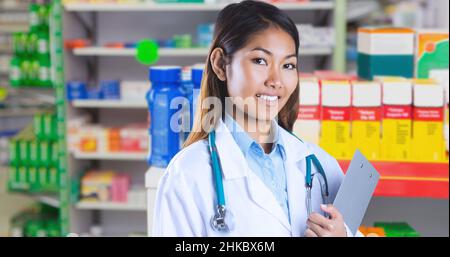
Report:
304,204,347,237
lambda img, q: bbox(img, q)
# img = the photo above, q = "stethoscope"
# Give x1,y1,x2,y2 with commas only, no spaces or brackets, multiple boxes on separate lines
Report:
208,129,330,233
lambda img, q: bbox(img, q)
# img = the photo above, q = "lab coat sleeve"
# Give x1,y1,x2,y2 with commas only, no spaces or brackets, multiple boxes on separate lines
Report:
152,167,205,237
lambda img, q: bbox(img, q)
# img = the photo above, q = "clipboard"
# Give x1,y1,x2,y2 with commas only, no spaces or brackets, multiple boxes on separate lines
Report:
333,150,380,236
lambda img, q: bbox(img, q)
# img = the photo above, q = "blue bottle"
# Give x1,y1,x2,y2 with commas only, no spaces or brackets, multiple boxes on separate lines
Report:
147,66,185,168
181,68,193,140
190,65,204,130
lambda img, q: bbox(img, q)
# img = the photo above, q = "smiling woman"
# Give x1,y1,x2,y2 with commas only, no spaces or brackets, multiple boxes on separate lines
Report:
152,0,356,238
183,1,300,148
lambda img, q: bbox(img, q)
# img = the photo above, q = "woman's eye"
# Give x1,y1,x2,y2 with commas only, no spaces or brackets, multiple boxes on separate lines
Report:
252,58,267,65
284,63,296,70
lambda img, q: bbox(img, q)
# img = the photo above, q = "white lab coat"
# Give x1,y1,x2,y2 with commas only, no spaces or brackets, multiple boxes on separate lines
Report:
152,119,360,237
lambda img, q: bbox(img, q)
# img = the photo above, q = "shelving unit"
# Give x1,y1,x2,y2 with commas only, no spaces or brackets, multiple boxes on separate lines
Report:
72,46,333,57
71,99,147,109
72,151,147,161
0,0,64,237
338,160,449,199
76,201,146,211
64,1,335,12
0,24,28,33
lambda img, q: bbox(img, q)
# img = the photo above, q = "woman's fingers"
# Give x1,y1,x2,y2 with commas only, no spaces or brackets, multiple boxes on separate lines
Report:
306,219,328,237
321,204,343,220
308,213,334,231
304,228,318,237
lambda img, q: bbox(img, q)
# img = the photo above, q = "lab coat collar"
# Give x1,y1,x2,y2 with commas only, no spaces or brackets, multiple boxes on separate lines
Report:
215,119,315,234
215,118,251,180
215,119,315,180
215,119,291,230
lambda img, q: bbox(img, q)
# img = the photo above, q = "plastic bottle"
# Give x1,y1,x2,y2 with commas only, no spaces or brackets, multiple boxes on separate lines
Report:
9,57,22,87
147,66,185,168
181,67,193,140
27,33,38,57
30,59,40,86
12,33,22,56
37,31,49,58
38,56,51,87
20,59,31,86
190,65,204,130
29,4,40,32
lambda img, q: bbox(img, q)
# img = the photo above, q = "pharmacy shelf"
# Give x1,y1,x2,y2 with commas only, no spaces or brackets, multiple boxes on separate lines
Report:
0,24,28,33
73,46,333,57
347,0,380,22
76,201,146,211
73,47,209,57
33,194,60,208
0,4,28,12
72,151,147,161
64,1,335,12
9,191,60,208
0,45,12,53
0,108,45,118
71,99,147,109
338,160,449,199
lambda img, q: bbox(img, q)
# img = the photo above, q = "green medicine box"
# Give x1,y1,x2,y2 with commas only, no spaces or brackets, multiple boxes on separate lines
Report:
47,167,58,189
9,140,19,166
374,222,420,237
39,141,51,167
29,140,40,167
18,140,31,166
358,53,414,80
34,114,44,140
38,167,47,188
8,166,18,185
42,113,57,141
51,143,59,168
28,167,39,188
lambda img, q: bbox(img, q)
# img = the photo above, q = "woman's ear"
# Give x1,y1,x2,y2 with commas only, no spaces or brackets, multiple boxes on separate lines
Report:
210,48,227,81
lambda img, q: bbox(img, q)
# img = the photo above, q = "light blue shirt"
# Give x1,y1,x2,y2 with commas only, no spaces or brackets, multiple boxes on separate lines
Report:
224,114,290,222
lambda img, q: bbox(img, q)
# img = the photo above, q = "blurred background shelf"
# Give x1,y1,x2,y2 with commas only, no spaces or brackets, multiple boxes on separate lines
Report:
72,151,148,161
0,24,28,33
64,1,335,12
72,99,147,109
76,201,146,211
72,46,333,57
338,160,449,199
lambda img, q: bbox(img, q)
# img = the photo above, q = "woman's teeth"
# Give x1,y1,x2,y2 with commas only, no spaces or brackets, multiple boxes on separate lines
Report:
256,94,278,102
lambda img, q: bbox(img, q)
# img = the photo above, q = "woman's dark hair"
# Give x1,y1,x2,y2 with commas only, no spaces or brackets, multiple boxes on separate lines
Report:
184,0,300,148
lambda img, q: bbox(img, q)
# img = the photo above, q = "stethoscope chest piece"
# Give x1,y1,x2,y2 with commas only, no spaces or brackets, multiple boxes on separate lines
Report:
211,205,235,233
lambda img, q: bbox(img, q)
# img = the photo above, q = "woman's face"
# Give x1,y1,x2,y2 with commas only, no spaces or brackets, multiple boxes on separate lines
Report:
225,26,299,122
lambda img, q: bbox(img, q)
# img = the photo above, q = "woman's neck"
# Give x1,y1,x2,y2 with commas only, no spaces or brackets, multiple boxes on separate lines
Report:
229,110,274,154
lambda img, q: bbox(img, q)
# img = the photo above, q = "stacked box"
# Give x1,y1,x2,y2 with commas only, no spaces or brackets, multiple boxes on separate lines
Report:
416,30,449,79
351,81,382,160
8,112,59,193
412,79,445,161
293,77,321,145
319,80,352,159
379,77,413,161
429,69,449,157
358,27,415,80
374,222,420,237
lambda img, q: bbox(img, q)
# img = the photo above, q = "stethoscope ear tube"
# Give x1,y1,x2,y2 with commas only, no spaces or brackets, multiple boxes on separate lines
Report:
209,131,226,206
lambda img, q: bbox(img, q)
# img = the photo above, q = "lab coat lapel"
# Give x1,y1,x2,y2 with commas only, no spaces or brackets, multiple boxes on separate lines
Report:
246,170,292,232
280,128,314,236
215,119,291,231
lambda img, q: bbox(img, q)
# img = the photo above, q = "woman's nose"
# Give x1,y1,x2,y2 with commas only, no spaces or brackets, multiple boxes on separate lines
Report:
265,68,282,89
